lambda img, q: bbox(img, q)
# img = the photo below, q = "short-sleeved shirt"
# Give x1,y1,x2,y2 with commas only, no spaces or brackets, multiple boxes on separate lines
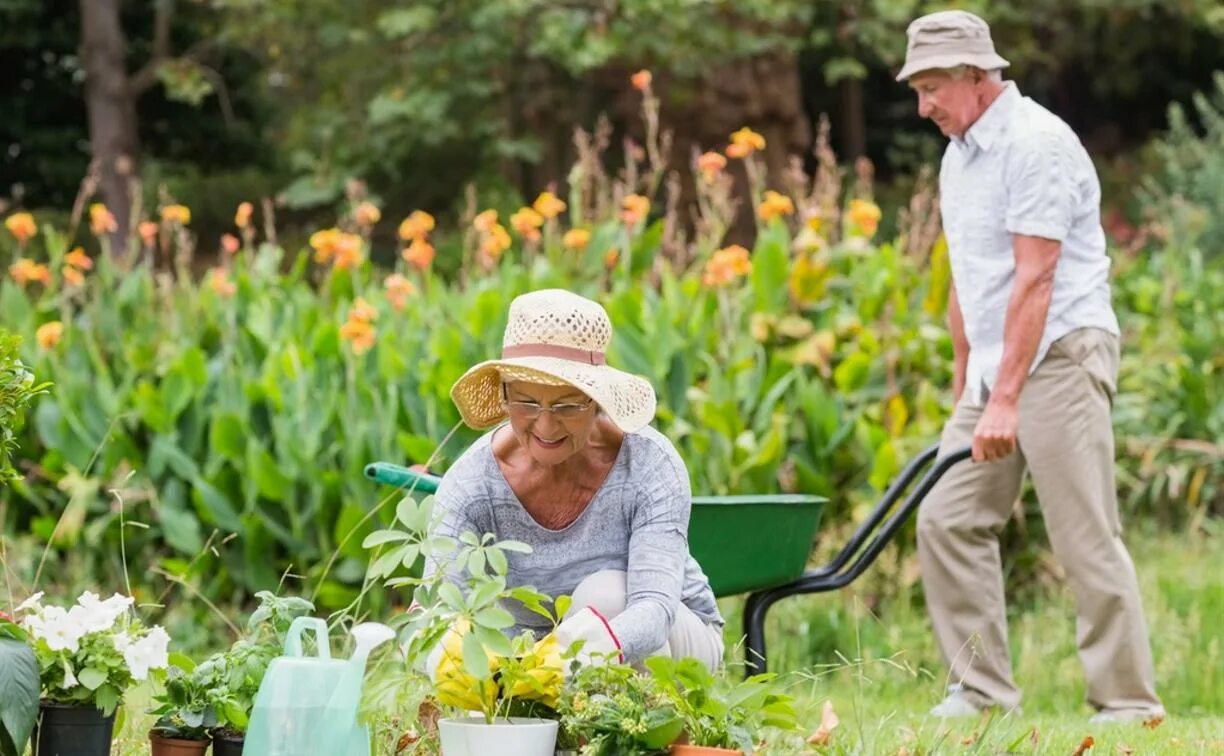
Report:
939,82,1119,406
423,424,722,663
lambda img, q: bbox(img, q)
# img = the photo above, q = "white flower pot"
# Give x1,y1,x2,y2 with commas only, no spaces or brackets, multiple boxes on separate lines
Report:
437,716,558,756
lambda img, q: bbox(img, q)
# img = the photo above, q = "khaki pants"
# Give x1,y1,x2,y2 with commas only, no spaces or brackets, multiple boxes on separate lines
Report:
918,328,1162,713
570,570,725,672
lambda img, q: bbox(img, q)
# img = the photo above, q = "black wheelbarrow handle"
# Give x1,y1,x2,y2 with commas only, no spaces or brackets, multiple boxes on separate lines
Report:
742,443,972,675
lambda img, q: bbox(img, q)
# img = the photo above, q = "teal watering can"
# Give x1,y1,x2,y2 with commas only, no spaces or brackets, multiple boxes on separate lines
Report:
245,617,395,755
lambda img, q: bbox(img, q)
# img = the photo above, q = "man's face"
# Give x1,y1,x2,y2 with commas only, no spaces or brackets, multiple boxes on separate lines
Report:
909,70,981,138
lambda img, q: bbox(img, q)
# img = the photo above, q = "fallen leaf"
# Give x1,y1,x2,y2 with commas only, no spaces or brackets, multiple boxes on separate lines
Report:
1072,735,1095,756
1115,745,1134,755
395,731,418,753
1142,714,1164,730
961,732,978,746
806,699,840,745
1030,727,1041,747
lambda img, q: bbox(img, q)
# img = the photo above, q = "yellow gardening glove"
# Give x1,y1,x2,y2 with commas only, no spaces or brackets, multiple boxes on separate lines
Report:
502,632,564,708
427,620,500,712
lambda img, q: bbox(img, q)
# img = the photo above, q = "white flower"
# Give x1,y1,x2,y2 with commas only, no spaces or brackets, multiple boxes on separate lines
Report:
33,606,87,653
62,662,78,689
72,592,133,633
123,626,170,681
15,591,44,614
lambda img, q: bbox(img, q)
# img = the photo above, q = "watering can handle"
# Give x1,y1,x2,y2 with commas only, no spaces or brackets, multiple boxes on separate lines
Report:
283,617,332,659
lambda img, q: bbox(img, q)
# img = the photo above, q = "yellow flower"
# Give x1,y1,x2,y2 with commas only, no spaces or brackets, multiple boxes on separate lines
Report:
138,221,159,246
696,151,727,182
8,258,51,287
630,69,652,92
728,127,766,157
339,317,376,355
398,210,435,242
161,204,191,225
36,321,63,350
531,192,566,220
402,239,435,271
221,234,241,255
510,207,544,243
209,267,236,297
5,212,36,243
235,201,254,229
384,273,417,311
621,194,650,227
64,247,93,270
562,228,591,251
61,266,84,287
354,202,381,229
702,245,752,287
846,199,882,238
473,209,499,233
89,203,117,235
757,190,795,222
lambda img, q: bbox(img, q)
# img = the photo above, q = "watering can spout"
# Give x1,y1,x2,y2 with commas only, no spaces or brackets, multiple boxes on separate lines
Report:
319,622,396,756
348,622,397,671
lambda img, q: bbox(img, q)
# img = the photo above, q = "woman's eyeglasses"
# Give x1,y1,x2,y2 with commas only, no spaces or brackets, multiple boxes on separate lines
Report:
502,398,594,420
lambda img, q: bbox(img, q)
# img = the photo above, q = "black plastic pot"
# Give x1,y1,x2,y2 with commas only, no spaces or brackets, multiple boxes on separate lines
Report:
32,702,116,756
212,732,245,756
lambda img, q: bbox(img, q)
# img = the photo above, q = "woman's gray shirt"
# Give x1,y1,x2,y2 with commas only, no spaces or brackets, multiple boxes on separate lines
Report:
423,424,722,663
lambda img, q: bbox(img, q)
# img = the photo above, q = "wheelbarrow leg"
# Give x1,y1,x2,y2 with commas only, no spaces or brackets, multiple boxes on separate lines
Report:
743,589,781,676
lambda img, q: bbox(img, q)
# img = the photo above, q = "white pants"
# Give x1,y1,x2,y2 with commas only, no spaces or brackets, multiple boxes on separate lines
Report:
568,569,725,672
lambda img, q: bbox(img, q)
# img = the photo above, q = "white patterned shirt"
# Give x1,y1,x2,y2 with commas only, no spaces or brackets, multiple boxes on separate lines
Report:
939,82,1119,406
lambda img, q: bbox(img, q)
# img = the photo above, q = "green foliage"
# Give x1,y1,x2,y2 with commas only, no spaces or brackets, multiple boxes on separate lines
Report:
557,662,683,755
149,659,213,740
0,617,39,756
0,329,47,485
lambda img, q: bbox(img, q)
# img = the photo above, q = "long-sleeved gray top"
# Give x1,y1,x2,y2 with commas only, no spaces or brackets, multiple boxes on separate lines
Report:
422,424,722,663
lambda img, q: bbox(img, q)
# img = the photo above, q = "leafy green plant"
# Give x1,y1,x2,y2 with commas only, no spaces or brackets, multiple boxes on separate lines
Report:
149,659,213,741
0,612,39,756
556,661,684,755
645,656,799,754
0,328,47,485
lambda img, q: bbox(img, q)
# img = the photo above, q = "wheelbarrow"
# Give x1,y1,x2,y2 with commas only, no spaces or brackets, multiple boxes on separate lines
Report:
365,443,971,675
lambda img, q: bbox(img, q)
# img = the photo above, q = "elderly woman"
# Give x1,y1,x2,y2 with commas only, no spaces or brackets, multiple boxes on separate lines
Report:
424,288,724,671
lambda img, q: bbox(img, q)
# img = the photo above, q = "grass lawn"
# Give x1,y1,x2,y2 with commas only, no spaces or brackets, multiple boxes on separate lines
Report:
94,525,1221,753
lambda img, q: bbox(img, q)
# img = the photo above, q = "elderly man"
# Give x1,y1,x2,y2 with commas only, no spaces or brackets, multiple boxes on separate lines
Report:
896,11,1164,722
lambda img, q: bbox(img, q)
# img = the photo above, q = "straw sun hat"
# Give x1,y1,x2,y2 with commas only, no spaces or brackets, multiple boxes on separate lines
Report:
449,289,658,433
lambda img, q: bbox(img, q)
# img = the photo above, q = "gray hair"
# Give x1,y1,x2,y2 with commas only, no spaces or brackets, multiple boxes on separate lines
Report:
946,65,1004,82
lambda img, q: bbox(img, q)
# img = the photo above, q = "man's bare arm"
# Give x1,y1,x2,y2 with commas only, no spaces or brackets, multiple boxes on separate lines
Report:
948,281,970,403
991,234,1061,404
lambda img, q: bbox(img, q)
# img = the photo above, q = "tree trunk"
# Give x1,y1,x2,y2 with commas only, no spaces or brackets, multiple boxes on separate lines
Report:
80,0,139,251
839,77,866,160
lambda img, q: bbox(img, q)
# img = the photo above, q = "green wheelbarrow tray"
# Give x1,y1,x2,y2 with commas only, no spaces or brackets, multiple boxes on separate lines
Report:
362,463,824,597
364,442,971,675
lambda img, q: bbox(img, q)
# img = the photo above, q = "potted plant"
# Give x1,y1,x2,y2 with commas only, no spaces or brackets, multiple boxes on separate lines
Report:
204,591,316,755
149,661,213,756
366,493,565,756
0,610,39,756
645,657,799,756
556,659,684,755
13,590,171,756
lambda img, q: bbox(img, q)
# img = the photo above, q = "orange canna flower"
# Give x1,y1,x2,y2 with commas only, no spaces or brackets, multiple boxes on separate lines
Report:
730,127,766,153
725,142,750,160
384,273,417,311
562,228,591,251
846,199,882,238
402,238,436,271
757,190,796,222
209,267,236,297
339,317,376,355
630,69,652,92
235,201,254,229
89,203,118,235
479,223,512,260
61,266,84,287
621,194,651,227
332,232,365,270
697,151,727,182
9,258,51,287
310,228,342,263
221,234,241,255
603,248,620,269
349,296,378,323
354,201,381,229
138,221,159,246
702,244,753,287
161,204,191,225
532,192,567,220
4,212,36,243
64,247,93,270
510,207,544,243
398,210,435,242
473,209,499,233
36,321,64,350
